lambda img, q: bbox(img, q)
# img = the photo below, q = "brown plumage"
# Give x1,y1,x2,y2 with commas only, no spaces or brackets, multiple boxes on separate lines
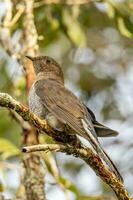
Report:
27,55,122,182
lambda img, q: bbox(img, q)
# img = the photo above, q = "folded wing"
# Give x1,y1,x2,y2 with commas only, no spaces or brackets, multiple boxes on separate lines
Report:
35,79,95,140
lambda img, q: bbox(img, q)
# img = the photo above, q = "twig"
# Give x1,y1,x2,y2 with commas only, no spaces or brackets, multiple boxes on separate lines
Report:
77,196,116,200
0,92,132,200
3,4,24,28
0,0,22,61
9,110,31,132
34,0,93,7
23,144,67,153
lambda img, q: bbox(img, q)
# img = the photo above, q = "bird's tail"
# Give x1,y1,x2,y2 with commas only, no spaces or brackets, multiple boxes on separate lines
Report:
100,147,123,182
94,121,119,137
81,119,123,182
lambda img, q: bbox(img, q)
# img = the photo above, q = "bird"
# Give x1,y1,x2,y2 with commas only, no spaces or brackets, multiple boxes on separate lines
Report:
26,55,122,182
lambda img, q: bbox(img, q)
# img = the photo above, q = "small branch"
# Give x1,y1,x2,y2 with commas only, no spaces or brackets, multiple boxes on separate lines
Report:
23,0,39,56
0,92,132,200
0,0,22,61
34,0,93,7
9,110,31,132
3,4,24,28
77,196,116,200
22,144,132,200
23,144,67,153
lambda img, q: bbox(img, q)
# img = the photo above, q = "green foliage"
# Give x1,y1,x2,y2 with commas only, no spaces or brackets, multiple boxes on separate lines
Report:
58,176,80,197
0,61,14,93
0,109,21,146
62,8,86,46
0,180,5,192
106,0,133,38
0,138,20,159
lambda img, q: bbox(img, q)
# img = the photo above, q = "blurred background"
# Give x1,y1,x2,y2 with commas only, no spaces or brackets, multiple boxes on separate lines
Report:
0,0,133,199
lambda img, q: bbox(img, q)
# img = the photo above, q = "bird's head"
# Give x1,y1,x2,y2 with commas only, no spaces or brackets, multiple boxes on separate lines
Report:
26,55,64,82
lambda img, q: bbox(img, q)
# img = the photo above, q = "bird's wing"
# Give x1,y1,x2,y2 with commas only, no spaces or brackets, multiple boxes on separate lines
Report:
85,106,119,137
35,79,93,139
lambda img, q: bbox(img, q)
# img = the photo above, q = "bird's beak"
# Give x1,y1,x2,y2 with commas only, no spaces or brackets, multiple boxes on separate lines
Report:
25,55,35,61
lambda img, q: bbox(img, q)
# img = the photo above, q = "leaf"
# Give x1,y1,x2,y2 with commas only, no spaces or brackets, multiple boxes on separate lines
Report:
0,138,20,159
63,9,86,46
107,4,115,18
117,16,133,38
58,176,80,197
0,181,4,192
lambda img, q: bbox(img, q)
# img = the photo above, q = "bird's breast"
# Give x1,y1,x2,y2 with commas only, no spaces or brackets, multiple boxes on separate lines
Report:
29,83,47,118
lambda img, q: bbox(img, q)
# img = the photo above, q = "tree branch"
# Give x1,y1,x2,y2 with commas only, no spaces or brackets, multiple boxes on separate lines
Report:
0,92,132,200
